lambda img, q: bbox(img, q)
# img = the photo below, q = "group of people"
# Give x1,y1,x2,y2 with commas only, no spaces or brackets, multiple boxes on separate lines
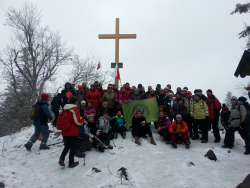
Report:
24,81,250,168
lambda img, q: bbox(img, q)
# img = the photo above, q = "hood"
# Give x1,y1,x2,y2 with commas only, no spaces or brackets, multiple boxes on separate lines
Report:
64,104,77,110
134,114,144,118
64,82,72,90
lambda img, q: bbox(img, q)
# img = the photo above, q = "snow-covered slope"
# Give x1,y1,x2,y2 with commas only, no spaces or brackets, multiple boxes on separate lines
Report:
0,124,249,188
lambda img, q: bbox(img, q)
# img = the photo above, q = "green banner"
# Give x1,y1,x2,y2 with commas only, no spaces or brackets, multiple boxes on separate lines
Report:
122,98,159,126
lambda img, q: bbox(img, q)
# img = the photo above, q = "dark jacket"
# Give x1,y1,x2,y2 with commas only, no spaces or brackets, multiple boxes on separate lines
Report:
80,106,86,118
61,82,77,106
78,126,89,139
97,107,110,119
33,100,52,126
139,90,146,100
84,121,99,138
171,98,187,117
157,94,168,107
129,94,141,101
51,93,62,109
200,94,207,101
132,114,147,129
220,111,231,127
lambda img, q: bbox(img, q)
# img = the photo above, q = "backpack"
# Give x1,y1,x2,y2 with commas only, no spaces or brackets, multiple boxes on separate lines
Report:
29,104,41,120
212,96,222,111
56,110,71,131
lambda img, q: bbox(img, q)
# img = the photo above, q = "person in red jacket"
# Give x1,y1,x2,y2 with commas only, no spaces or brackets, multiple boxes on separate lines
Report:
58,96,85,168
169,114,191,149
85,84,102,111
205,89,221,143
115,86,129,112
125,82,132,96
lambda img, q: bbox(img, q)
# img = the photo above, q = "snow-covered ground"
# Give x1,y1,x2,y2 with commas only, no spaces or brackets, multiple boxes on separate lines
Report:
0,124,249,188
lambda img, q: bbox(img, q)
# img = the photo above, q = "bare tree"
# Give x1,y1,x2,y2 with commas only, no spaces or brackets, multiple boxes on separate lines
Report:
224,91,233,109
0,3,72,136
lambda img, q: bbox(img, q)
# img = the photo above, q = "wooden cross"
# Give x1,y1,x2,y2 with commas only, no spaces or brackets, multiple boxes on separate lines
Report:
98,18,136,88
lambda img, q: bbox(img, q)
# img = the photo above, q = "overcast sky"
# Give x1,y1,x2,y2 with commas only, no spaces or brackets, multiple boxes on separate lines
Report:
0,0,250,102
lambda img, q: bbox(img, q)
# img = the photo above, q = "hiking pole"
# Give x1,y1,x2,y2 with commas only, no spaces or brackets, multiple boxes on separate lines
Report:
96,138,115,155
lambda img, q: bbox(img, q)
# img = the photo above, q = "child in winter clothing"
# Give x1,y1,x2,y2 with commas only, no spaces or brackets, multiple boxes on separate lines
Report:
58,96,85,168
109,109,127,139
80,100,86,119
84,101,96,118
24,93,52,151
157,111,171,143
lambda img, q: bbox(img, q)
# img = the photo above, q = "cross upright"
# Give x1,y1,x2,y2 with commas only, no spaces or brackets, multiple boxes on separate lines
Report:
98,18,136,87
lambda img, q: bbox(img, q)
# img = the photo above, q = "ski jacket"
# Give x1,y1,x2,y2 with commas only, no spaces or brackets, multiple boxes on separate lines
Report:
84,121,99,138
115,91,128,109
190,100,209,120
132,115,147,129
220,111,231,127
78,126,89,139
157,115,171,130
147,94,156,99
33,100,52,126
185,97,194,114
84,106,96,118
157,94,168,107
228,103,247,127
76,90,85,106
51,94,62,109
97,107,110,119
61,82,77,106
102,91,116,109
98,116,110,134
171,98,187,117
125,87,132,96
62,104,84,136
85,88,102,110
109,115,126,127
129,94,141,101
205,95,221,120
169,120,188,134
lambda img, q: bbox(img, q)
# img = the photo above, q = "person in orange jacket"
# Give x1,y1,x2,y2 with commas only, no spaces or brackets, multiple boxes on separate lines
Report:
169,114,191,149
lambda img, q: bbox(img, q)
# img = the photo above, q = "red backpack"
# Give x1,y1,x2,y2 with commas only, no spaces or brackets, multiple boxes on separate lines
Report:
56,110,71,131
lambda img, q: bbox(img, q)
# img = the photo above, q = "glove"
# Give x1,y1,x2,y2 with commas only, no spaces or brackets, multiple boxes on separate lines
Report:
172,131,176,135
176,131,182,135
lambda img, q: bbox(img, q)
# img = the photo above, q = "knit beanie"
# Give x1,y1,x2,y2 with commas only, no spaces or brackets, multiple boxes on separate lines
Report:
164,87,169,90
238,96,247,102
81,100,86,104
138,84,142,88
182,89,187,92
207,89,213,93
41,93,49,100
160,89,164,92
134,89,139,92
222,106,228,111
231,96,238,101
136,110,142,114
78,85,83,89
87,100,92,104
90,84,95,87
186,91,192,95
183,87,188,90
167,84,171,88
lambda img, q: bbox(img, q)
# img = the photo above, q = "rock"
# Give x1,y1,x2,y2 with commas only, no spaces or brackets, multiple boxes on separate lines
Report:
92,167,101,173
205,150,217,161
0,182,5,188
236,174,250,188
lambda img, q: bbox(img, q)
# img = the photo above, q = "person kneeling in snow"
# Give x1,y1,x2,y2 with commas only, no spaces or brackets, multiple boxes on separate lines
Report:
169,114,191,149
84,115,111,152
131,110,156,146
58,96,85,168
24,93,52,151
109,109,127,139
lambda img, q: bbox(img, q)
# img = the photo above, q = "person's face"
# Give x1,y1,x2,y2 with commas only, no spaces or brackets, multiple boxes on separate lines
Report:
81,103,86,107
207,92,212,97
80,88,84,92
66,84,71,89
103,113,108,119
121,87,125,92
148,87,152,91
72,84,75,88
113,85,117,89
157,86,161,90
164,89,169,93
117,111,122,116
88,117,94,123
150,90,155,95
138,87,142,91
45,98,49,102
108,88,112,92
103,104,108,108
132,86,135,90
182,91,186,96
176,116,182,123
231,99,237,105
160,91,164,95
135,91,139,95
142,87,145,91
91,86,95,90
88,103,92,107
194,96,200,101
176,94,181,99
177,88,181,92
126,84,129,88
82,83,86,88
95,83,98,86
159,112,164,118
169,95,173,99
137,112,142,118
187,93,191,98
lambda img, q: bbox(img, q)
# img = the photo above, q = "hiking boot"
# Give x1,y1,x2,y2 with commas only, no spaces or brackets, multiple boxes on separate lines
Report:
75,151,85,158
58,160,65,166
166,141,171,144
185,139,191,149
40,144,50,150
170,140,177,148
200,137,204,140
24,141,33,152
222,145,232,149
122,132,126,139
135,137,141,145
97,144,105,152
192,136,200,140
244,151,250,155
68,162,79,168
201,140,208,143
214,139,220,143
150,137,156,145
107,146,113,149
114,132,118,139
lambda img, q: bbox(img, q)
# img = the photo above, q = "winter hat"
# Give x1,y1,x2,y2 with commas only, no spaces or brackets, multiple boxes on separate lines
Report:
126,82,129,85
207,89,213,93
157,84,161,87
138,84,142,88
164,87,169,90
182,89,187,92
167,84,171,89
222,106,228,111
195,93,201,98
231,96,238,101
90,84,95,87
136,109,142,114
168,93,174,96
238,96,247,102
194,89,198,94
176,91,182,96
186,91,192,95
71,82,75,85
134,89,139,92
94,81,98,84
197,89,202,93
81,100,86,104
102,110,109,116
87,100,92,104
82,82,86,84
160,89,164,92
78,85,83,89
113,84,117,86
183,87,188,90
41,93,49,100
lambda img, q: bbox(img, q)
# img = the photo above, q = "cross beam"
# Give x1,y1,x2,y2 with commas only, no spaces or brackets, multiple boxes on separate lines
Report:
99,18,136,87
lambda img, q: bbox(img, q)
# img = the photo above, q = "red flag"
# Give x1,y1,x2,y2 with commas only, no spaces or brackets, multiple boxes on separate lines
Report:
111,63,120,80
116,66,120,80
97,61,102,70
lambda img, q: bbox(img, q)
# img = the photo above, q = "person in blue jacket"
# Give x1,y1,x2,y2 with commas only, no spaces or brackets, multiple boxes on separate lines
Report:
24,93,52,151
109,109,127,139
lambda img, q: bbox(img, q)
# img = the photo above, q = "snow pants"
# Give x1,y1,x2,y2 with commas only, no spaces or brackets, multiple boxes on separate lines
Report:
76,138,92,152
209,119,221,141
158,129,170,141
132,125,153,138
193,119,207,140
30,125,49,144
51,106,59,127
60,136,77,166
224,127,250,152
186,115,193,137
112,124,126,136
